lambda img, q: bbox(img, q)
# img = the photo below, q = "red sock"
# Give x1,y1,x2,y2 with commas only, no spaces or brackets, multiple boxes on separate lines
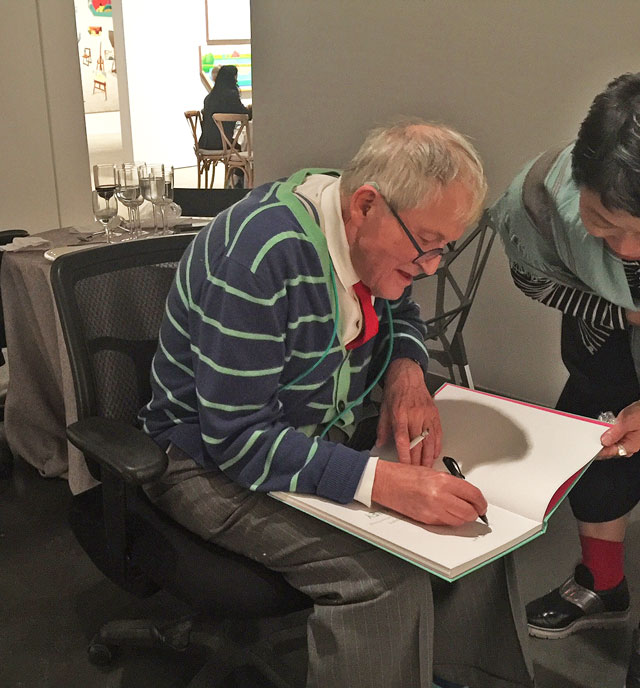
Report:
580,535,624,591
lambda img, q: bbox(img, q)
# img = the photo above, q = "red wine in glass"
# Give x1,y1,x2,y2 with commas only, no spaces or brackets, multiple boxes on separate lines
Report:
95,184,116,200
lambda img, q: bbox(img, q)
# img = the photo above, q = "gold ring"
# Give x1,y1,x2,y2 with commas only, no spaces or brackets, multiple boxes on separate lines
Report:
617,443,628,458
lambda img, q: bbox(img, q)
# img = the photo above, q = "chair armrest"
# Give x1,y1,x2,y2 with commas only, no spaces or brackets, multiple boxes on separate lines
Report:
67,417,168,485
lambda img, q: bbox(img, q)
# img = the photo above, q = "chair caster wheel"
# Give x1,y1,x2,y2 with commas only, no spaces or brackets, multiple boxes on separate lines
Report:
88,639,117,666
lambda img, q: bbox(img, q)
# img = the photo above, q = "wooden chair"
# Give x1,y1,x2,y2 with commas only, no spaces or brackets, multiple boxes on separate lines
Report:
213,113,254,188
92,74,107,99
184,110,225,189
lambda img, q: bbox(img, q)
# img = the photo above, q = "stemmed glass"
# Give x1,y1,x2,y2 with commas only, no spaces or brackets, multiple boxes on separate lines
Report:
92,164,118,242
93,164,117,201
138,163,166,235
155,166,175,235
115,164,144,239
91,190,118,243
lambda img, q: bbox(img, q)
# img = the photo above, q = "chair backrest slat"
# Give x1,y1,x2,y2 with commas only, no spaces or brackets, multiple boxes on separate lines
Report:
212,113,254,188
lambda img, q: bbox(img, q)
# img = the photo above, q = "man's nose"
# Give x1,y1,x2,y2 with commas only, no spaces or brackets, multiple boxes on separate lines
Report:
418,254,442,276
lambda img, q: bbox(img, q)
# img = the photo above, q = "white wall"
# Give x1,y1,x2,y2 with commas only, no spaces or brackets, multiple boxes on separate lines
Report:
251,0,640,406
119,0,206,168
1,0,92,231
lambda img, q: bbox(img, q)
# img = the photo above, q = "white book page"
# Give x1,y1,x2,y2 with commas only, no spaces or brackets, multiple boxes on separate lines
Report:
432,385,605,522
271,491,540,577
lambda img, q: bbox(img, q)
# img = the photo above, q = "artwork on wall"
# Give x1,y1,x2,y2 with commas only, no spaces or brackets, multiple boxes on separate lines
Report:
200,0,252,101
75,0,118,113
88,0,112,17
200,44,252,94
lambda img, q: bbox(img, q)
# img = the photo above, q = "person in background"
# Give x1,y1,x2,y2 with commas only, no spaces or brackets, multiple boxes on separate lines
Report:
140,120,535,688
490,72,640,688
198,64,251,187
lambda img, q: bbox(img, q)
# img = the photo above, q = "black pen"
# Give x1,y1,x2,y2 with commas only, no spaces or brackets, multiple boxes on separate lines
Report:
442,456,489,525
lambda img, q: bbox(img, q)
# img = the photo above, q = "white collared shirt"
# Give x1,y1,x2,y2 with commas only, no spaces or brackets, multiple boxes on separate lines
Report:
294,174,378,506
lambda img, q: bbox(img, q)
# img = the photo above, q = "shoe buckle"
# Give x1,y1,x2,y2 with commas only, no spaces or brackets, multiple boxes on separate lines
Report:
559,576,606,614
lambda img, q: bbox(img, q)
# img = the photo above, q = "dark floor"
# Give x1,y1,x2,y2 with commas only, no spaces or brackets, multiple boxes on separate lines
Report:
2,453,639,688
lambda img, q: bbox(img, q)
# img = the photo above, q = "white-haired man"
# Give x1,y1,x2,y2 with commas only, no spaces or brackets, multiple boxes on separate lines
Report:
140,121,534,688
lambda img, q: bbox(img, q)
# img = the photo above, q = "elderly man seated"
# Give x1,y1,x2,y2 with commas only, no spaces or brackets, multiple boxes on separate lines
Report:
140,120,535,688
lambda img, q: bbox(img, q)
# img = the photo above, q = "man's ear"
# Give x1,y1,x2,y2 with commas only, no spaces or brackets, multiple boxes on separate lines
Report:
349,184,379,226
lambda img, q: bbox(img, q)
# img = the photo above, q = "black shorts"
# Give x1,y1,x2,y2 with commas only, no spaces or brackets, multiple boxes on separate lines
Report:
557,315,640,522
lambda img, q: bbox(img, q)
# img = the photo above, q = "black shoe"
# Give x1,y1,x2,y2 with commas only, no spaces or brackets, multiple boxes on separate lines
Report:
526,564,630,639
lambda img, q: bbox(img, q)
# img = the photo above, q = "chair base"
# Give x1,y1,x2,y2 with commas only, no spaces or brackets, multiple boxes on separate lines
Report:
87,612,308,688
88,616,194,665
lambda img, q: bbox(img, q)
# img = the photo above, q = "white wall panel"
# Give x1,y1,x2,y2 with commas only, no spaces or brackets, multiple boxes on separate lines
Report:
1,0,91,231
250,0,640,404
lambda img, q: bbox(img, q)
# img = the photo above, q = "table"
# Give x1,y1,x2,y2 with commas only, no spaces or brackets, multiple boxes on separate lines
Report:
2,228,99,493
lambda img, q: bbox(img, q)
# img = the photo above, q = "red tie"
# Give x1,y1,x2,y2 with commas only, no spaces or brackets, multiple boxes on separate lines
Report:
346,281,379,350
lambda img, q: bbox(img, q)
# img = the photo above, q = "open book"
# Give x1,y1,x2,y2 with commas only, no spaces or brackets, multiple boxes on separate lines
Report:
271,383,609,581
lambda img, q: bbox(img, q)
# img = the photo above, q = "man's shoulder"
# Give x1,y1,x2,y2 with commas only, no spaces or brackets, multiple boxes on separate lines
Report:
222,182,310,242
192,183,322,280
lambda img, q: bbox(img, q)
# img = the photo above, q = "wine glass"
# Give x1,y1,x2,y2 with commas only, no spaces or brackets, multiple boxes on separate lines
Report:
116,164,144,239
93,164,117,201
91,190,118,243
93,164,117,239
155,166,175,235
138,163,165,235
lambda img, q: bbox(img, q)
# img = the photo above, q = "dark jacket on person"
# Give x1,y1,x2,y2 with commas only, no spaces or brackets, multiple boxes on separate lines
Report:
198,86,249,150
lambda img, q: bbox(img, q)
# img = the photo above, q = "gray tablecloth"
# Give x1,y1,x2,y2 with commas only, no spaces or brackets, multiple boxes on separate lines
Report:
2,228,99,493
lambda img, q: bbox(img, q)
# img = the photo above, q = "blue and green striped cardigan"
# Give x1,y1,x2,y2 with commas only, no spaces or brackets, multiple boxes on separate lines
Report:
140,169,430,503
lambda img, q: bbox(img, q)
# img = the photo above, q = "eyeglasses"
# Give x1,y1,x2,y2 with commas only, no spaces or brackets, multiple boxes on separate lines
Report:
378,192,446,265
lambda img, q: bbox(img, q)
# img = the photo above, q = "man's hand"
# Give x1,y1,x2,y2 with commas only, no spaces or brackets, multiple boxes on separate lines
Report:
598,400,640,459
377,358,441,466
371,460,487,526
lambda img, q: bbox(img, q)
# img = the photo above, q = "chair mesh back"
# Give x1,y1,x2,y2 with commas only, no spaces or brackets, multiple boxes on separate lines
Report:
73,263,177,424
51,236,194,428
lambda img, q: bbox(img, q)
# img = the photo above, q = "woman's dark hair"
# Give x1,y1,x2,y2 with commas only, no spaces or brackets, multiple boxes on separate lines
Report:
212,64,240,95
572,72,640,217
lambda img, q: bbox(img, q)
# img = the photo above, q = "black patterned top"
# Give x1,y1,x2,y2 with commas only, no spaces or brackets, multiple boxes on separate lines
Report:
511,260,640,354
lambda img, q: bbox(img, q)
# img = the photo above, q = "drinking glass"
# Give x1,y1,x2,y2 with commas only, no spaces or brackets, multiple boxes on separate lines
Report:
116,164,144,239
155,166,175,235
91,190,118,243
93,164,117,201
138,163,165,235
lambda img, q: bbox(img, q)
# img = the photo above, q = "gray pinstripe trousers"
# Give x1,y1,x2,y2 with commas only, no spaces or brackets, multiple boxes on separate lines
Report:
144,446,535,688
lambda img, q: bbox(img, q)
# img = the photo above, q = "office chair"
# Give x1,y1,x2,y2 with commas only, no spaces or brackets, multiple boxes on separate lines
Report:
173,187,250,218
50,235,312,687
0,228,29,479
417,210,496,389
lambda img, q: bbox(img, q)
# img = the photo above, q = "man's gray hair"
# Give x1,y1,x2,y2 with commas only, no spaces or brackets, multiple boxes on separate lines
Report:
340,119,487,224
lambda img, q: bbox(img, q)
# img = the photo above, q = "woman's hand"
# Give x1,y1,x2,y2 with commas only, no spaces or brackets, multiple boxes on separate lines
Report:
599,400,640,459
